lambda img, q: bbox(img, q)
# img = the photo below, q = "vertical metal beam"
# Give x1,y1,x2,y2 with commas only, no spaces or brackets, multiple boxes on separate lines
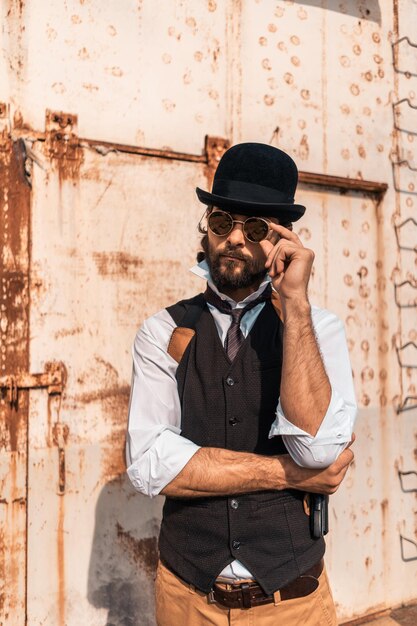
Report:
0,138,31,624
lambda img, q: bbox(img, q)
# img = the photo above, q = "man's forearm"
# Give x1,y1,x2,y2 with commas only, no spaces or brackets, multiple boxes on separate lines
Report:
161,447,285,497
160,445,353,498
280,298,331,436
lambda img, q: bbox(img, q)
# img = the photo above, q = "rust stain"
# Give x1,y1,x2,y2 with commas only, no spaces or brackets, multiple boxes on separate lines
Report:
116,523,158,577
69,369,129,479
73,383,130,405
2,453,27,619
204,136,229,189
299,134,309,160
0,137,30,617
64,353,132,479
380,498,388,525
52,422,69,494
54,325,83,340
58,447,66,494
45,110,83,182
92,252,143,278
57,497,65,626
95,392,129,475
80,166,105,182
47,393,52,447
101,431,127,480
0,138,31,449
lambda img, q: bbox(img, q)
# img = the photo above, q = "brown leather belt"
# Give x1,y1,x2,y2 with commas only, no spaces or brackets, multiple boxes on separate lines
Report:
209,559,324,609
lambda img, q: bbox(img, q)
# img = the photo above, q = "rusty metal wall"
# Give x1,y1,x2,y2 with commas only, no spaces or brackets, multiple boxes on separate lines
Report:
0,1,416,624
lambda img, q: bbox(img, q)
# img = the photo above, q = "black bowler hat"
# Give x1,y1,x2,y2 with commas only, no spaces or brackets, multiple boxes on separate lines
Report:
196,142,306,222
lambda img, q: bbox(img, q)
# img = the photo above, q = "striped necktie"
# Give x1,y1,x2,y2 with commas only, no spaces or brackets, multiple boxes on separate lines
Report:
204,284,272,361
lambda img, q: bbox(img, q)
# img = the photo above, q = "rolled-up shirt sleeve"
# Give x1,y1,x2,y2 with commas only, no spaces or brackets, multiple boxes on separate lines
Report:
126,310,200,497
269,307,357,468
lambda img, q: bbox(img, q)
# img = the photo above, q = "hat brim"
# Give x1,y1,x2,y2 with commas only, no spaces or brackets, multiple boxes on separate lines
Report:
196,188,305,222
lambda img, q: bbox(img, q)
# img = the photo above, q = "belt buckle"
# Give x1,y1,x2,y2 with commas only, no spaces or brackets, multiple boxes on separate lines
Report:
240,582,252,609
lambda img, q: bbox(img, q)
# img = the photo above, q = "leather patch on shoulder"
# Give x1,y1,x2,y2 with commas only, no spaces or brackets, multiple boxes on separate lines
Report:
167,327,196,363
271,291,283,322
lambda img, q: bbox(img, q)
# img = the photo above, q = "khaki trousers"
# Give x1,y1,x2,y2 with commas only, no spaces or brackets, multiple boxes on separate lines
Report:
155,560,338,626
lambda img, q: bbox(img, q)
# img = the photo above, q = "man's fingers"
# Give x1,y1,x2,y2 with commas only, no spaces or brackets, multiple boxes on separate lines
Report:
266,247,287,275
259,225,302,258
265,240,299,270
269,223,301,245
339,447,354,465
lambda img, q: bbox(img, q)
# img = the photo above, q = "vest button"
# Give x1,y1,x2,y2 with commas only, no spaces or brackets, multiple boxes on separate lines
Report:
226,376,235,386
232,540,241,550
229,417,238,426
230,499,239,510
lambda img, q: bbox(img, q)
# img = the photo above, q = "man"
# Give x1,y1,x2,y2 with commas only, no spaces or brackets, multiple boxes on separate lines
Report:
126,143,357,625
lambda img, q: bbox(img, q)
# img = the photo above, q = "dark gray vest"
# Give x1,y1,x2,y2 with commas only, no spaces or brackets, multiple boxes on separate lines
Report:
159,294,324,594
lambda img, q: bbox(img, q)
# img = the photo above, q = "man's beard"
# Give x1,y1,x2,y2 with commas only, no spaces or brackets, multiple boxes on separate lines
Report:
203,237,267,291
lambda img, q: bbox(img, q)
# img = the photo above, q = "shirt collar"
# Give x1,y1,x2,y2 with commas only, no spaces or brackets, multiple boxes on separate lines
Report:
190,259,271,309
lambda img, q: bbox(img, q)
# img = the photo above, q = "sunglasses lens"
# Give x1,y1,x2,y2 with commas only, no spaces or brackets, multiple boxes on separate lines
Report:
244,218,269,242
208,211,233,236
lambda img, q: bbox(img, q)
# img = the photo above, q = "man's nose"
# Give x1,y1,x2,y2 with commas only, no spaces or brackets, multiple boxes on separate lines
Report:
226,222,245,246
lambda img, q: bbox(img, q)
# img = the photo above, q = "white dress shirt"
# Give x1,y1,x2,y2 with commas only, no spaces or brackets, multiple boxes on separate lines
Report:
126,260,357,579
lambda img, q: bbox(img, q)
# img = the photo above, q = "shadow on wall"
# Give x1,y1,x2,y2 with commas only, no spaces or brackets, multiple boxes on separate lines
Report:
87,474,164,626
293,0,381,24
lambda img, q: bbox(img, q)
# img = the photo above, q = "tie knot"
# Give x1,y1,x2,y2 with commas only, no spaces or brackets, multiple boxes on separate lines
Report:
229,307,246,324
204,284,272,318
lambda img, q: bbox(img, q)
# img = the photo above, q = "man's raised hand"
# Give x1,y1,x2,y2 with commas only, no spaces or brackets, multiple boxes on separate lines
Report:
260,224,314,301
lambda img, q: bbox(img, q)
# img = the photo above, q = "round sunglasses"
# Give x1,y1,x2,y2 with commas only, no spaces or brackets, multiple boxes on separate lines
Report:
206,210,271,243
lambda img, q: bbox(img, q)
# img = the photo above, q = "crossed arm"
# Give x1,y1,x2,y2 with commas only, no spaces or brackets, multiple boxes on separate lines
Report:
161,296,353,499
160,444,354,498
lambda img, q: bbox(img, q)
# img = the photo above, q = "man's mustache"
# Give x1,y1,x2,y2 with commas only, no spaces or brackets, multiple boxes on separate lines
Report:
217,247,249,261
